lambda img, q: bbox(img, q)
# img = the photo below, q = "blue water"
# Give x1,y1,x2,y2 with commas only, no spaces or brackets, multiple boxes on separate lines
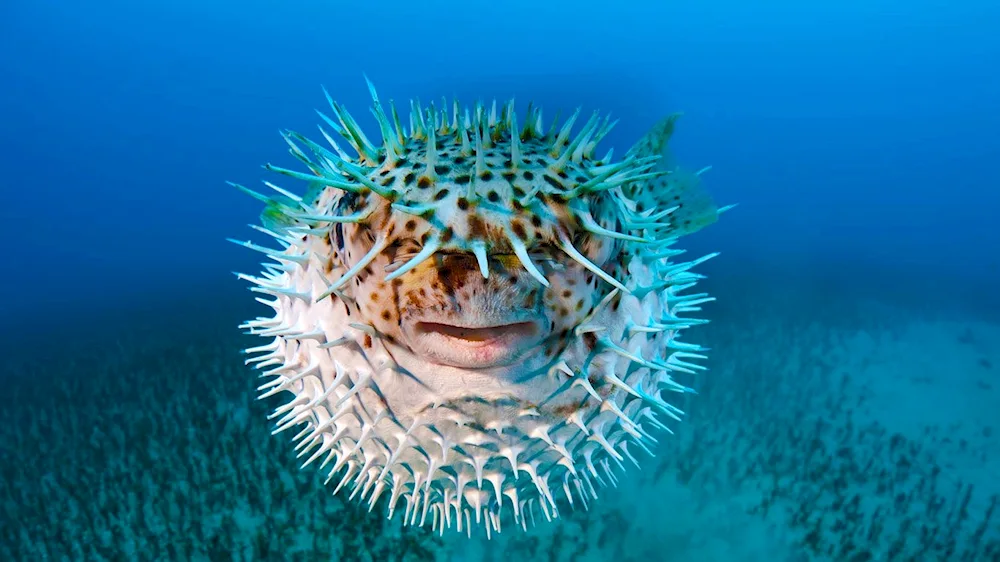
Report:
2,1,998,560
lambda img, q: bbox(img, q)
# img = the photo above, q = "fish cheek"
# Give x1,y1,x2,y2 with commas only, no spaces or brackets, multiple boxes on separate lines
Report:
541,267,593,332
352,273,401,341
387,261,454,325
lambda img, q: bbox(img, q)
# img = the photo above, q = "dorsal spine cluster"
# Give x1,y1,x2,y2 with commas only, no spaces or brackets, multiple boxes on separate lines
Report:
234,78,686,294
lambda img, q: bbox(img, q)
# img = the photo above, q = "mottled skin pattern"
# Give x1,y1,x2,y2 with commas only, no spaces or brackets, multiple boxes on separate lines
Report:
234,85,721,536
335,137,620,366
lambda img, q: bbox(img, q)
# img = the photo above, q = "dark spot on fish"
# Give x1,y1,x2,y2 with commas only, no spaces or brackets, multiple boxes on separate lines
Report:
333,223,345,250
543,175,563,190
511,220,528,241
467,215,487,238
553,402,579,416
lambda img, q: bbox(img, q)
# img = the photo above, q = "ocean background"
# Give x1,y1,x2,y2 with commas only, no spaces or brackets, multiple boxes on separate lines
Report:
2,0,998,560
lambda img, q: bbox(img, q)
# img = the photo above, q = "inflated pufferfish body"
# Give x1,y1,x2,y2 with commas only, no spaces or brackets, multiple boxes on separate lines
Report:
232,80,728,537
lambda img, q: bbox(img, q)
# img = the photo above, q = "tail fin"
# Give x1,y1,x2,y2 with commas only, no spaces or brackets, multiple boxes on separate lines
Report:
625,114,727,238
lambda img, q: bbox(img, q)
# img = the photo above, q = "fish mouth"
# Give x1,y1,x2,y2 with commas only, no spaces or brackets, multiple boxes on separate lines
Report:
407,318,544,369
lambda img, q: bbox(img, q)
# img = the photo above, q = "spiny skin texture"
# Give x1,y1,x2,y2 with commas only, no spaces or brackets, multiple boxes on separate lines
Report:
232,80,726,537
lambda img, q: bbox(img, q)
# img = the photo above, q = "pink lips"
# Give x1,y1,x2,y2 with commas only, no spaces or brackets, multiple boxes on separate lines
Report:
411,320,541,368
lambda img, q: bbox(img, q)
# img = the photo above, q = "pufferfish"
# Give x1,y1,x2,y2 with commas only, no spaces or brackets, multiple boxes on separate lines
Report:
231,79,729,538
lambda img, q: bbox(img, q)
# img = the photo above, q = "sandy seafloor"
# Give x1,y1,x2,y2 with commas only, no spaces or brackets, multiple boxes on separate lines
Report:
1,269,997,561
